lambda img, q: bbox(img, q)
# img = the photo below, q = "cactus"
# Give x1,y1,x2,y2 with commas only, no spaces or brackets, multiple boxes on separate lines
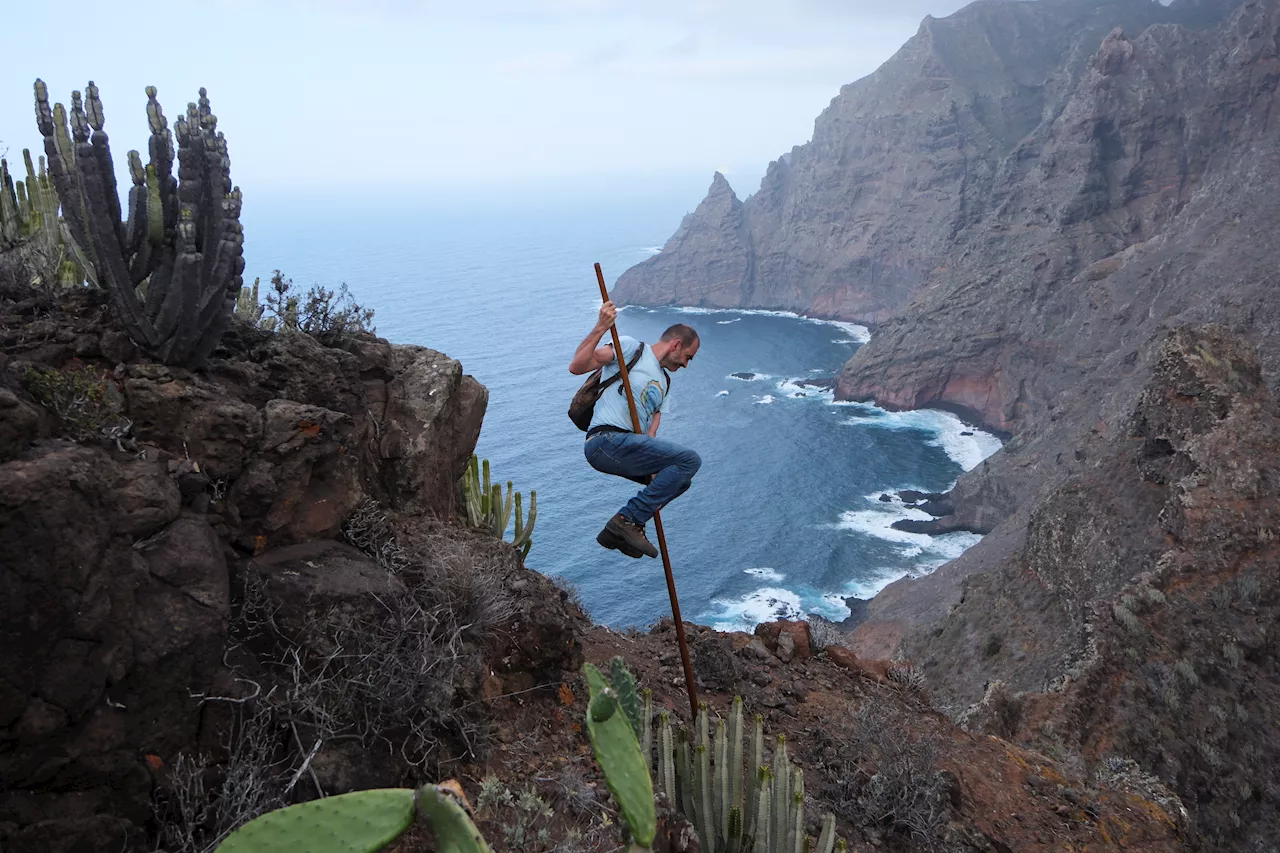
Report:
584,662,657,849
610,655,644,741
461,455,536,557
217,788,415,852
0,149,87,287
511,489,537,559
653,698,842,853
33,79,245,366
236,276,267,326
214,783,497,853
415,784,495,853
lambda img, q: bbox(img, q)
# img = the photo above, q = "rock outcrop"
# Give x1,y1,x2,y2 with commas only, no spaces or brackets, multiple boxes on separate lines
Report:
0,281,550,852
878,326,1280,850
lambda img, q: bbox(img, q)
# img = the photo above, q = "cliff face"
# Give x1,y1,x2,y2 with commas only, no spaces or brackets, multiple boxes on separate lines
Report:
842,0,1280,535
614,0,1234,323
885,326,1280,851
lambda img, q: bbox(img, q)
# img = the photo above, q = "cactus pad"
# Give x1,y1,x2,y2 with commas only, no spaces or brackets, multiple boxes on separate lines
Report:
217,788,414,853
584,662,657,847
416,783,494,853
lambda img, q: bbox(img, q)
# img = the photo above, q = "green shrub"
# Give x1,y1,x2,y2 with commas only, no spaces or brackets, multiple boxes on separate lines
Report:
22,364,119,439
263,269,375,346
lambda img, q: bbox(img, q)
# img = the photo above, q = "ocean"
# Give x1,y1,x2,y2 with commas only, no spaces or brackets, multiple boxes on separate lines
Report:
242,179,1002,630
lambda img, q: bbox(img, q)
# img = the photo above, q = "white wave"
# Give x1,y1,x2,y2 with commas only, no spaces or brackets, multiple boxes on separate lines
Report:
705,586,804,632
832,339,858,345
837,505,982,568
776,377,835,402
662,305,872,343
728,371,770,382
825,321,873,344
744,567,785,582
754,395,775,405
842,568,915,601
642,246,662,255
716,318,741,324
838,406,1002,472
715,390,730,397
820,593,852,621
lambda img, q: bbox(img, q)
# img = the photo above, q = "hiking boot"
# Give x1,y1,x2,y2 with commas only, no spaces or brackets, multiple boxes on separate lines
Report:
598,513,658,559
597,525,644,559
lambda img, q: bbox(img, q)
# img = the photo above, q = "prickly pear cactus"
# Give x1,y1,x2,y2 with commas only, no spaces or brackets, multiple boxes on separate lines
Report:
609,655,644,741
416,783,494,853
584,662,657,848
216,788,414,853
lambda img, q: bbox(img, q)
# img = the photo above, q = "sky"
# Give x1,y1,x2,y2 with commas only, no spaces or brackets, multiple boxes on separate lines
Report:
0,0,973,195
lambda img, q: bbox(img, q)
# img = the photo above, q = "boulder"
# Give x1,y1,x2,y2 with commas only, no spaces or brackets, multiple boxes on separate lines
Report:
753,619,813,663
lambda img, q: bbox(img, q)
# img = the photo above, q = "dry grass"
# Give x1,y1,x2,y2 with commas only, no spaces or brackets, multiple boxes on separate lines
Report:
813,700,953,852
152,514,520,849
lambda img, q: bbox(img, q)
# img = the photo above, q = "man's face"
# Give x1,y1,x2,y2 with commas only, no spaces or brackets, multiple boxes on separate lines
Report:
664,339,699,371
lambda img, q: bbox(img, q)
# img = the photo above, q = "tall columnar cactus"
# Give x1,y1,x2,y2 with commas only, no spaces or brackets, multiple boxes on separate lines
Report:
0,149,87,286
654,697,844,853
461,455,537,557
33,79,245,365
236,275,268,326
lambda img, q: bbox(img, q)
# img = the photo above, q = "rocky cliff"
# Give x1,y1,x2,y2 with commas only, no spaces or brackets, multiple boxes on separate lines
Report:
0,279,579,851
886,326,1280,851
614,0,1242,325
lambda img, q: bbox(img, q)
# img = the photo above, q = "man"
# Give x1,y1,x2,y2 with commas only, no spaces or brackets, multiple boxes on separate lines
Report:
569,301,701,559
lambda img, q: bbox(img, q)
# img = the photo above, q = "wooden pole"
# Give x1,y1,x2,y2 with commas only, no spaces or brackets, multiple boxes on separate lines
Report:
594,262,699,718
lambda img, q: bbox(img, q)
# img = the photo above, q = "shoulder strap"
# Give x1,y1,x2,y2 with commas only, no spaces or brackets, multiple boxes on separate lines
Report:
599,342,645,392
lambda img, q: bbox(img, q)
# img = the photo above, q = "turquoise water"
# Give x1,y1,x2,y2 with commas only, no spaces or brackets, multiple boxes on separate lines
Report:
241,180,1000,629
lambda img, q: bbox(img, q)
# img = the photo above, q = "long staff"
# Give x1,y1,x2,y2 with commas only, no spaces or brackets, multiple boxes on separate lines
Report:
594,262,699,717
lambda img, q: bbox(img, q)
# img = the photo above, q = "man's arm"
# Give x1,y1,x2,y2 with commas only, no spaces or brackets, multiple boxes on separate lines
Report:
569,302,620,375
646,411,661,438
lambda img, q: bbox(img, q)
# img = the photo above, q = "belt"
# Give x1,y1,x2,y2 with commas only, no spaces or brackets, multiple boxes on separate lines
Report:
586,424,631,439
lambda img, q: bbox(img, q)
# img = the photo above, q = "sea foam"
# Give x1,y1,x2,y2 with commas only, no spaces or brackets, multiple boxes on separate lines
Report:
838,492,983,567
706,587,804,632
839,404,1002,473
664,306,871,343
776,377,835,402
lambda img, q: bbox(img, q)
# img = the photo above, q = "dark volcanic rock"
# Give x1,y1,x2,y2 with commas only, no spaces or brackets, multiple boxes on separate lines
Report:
0,284,529,851
878,326,1280,851
889,517,969,535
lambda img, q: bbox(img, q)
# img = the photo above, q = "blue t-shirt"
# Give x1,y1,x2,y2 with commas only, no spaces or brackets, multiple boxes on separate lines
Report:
589,336,668,434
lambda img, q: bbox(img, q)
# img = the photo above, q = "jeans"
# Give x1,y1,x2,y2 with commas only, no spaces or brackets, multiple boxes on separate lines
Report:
584,432,701,525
